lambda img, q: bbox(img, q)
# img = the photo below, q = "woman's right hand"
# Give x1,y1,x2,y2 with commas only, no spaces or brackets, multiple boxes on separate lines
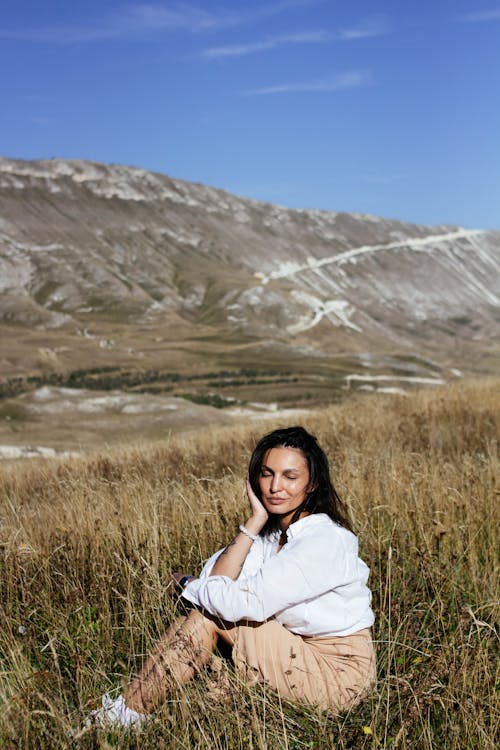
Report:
210,479,268,580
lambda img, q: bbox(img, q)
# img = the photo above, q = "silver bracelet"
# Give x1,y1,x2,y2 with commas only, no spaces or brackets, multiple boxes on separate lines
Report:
239,524,258,542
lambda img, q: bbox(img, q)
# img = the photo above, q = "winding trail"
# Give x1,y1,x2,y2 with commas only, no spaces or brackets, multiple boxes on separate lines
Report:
259,229,487,283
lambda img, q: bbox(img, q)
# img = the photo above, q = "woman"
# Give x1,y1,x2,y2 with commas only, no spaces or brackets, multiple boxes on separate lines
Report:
90,426,375,727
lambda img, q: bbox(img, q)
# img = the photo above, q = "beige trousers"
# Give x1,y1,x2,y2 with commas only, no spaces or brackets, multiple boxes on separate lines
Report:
230,620,375,712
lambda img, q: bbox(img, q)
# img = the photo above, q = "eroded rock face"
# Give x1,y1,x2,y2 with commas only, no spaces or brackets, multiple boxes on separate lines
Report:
1,156,499,377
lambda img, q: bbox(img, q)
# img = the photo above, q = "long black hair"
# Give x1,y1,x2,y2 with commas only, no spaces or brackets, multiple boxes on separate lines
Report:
248,425,352,537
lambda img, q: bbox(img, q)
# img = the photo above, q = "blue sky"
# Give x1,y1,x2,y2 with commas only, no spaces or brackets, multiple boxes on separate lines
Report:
1,1,499,228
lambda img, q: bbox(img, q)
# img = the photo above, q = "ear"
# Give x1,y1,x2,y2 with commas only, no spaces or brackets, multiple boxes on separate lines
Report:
307,482,318,494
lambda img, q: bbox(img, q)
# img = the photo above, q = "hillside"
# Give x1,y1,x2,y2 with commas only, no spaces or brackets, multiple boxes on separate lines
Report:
0,157,499,452
1,157,499,385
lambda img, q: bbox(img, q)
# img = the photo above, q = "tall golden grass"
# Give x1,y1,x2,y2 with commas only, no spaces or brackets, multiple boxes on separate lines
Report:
0,379,498,749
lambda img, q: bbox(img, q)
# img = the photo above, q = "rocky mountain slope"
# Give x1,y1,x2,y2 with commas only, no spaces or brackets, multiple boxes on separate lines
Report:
1,156,499,396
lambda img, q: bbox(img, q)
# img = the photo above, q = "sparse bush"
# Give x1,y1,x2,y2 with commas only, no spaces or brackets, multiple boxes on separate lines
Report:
180,393,237,409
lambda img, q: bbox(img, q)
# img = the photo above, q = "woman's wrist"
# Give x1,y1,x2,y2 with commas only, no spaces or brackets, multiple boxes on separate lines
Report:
244,516,267,536
239,524,258,542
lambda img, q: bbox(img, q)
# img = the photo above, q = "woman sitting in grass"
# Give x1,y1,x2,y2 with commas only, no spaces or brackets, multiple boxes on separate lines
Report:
91,426,375,727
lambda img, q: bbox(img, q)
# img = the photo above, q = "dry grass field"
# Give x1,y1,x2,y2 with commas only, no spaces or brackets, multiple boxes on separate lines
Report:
0,379,498,749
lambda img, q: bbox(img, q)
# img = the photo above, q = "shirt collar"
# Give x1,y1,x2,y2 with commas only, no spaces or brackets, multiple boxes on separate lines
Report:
285,512,327,540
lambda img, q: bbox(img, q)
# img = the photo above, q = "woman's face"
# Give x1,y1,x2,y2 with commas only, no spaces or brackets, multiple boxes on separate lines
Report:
258,446,311,522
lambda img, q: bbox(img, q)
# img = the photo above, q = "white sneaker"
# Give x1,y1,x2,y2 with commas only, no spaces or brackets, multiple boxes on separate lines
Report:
85,693,151,730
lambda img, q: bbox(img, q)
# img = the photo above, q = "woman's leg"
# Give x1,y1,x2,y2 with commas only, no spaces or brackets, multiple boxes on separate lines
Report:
123,608,236,714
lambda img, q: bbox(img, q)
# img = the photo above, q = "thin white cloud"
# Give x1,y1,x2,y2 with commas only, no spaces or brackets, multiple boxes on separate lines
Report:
123,4,215,32
0,1,320,44
461,9,500,23
202,30,331,60
202,15,388,60
226,0,321,28
338,15,389,40
243,71,371,96
0,5,214,43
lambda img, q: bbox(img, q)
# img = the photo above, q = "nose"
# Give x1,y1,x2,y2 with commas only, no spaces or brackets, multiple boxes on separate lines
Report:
270,473,282,493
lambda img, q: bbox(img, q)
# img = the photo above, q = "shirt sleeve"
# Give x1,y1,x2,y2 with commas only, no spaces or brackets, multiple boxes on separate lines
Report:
196,535,266,581
182,525,357,623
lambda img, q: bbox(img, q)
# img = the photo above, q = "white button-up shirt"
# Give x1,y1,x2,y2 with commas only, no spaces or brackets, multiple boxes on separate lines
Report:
183,513,374,637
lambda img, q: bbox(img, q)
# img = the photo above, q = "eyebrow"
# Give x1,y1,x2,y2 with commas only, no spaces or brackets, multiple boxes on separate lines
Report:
261,464,301,472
